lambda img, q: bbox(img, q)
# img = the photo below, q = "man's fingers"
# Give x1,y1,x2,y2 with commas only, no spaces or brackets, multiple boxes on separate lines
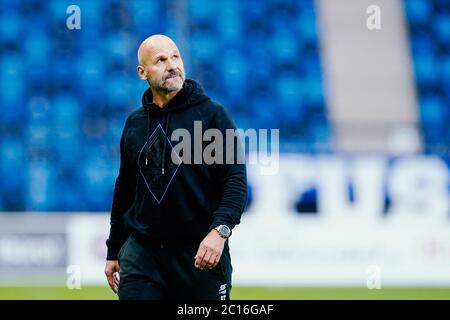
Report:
203,252,214,269
105,271,113,284
205,256,216,269
200,251,213,269
194,247,206,268
105,261,120,294
213,254,221,267
107,276,115,289
105,269,120,294
196,254,206,269
106,274,117,293
206,254,221,269
197,250,221,269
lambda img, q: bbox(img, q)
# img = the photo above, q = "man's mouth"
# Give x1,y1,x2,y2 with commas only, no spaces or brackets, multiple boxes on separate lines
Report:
166,74,179,80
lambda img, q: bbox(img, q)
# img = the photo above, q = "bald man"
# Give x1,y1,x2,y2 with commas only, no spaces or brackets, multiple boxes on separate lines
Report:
104,35,247,300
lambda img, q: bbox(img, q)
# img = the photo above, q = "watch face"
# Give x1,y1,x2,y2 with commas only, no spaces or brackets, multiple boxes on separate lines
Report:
219,225,230,237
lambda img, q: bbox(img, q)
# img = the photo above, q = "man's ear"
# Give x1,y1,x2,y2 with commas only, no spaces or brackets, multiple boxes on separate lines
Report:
137,66,147,80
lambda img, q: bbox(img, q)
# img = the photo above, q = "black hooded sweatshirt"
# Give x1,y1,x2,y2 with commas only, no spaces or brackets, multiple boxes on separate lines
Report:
106,79,247,260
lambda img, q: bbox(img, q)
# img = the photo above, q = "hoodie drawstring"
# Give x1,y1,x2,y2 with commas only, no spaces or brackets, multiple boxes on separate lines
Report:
145,110,170,176
146,110,150,166
161,113,170,175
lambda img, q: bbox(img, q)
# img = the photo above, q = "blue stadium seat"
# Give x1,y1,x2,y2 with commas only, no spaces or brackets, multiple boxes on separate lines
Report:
308,115,330,148
24,30,49,65
81,151,116,210
217,1,242,43
54,137,80,168
26,160,56,210
104,74,135,110
190,31,219,62
410,32,435,55
51,57,78,90
103,32,135,66
108,115,128,143
28,95,50,120
54,179,84,211
270,30,298,64
0,55,23,116
243,0,266,21
27,124,51,152
52,94,81,165
304,74,324,106
132,1,164,41
0,13,21,43
77,0,103,25
404,0,431,24
420,95,444,127
275,74,305,115
130,0,160,28
0,138,25,192
249,97,278,129
78,51,105,90
442,54,450,83
49,0,71,20
51,94,80,131
188,0,216,22
219,49,247,101
414,54,438,86
433,14,450,42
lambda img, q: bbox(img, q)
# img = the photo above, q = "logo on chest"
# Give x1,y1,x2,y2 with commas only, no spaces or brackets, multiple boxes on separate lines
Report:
137,124,182,204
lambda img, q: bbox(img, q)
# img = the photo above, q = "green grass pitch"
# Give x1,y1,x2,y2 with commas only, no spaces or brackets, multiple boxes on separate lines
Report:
0,286,449,300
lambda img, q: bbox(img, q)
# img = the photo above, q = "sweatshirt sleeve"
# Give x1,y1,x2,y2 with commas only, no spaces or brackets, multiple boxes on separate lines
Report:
106,117,136,260
208,105,248,231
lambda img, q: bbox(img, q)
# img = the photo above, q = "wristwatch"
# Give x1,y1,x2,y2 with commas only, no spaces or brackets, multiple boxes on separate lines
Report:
214,225,232,239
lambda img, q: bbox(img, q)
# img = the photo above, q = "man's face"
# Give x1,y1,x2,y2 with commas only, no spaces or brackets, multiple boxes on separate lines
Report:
140,42,185,93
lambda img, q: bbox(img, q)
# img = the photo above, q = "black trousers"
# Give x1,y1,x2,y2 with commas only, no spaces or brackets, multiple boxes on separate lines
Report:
117,235,232,300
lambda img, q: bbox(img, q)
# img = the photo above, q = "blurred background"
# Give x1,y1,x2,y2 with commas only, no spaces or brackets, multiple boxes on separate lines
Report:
0,0,449,299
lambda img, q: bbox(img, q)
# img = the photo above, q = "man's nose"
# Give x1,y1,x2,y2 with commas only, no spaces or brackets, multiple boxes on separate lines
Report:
166,58,176,71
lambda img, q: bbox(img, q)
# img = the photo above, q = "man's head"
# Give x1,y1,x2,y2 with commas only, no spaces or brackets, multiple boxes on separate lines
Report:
137,34,185,93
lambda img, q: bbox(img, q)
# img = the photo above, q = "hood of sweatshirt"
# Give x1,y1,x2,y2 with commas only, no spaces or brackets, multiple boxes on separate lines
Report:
142,79,210,113
141,79,211,175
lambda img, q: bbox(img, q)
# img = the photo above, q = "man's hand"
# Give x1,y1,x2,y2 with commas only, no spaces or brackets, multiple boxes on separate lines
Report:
194,229,226,270
105,260,120,293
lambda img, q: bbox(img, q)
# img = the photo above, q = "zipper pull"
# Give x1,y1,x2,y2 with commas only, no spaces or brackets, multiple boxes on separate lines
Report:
145,158,148,166
162,168,165,175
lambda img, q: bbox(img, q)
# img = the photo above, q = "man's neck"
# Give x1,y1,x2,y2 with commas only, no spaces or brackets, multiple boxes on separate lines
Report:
151,88,182,108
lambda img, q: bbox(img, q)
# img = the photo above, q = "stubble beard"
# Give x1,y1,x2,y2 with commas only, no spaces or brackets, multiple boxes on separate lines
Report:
148,72,185,93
